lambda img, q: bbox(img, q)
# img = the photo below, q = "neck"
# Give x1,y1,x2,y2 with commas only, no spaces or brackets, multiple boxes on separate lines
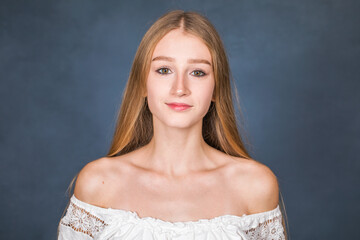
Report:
142,118,213,178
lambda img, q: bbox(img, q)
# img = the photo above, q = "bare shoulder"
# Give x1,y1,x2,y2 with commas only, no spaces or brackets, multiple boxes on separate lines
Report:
226,157,280,214
73,156,119,204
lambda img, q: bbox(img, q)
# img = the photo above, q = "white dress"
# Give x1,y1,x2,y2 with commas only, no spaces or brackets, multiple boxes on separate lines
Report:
58,194,285,239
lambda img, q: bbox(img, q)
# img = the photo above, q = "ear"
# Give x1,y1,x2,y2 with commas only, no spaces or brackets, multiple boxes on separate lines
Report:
211,93,216,102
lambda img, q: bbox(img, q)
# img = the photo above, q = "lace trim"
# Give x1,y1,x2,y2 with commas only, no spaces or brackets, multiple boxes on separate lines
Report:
244,214,285,239
60,201,108,238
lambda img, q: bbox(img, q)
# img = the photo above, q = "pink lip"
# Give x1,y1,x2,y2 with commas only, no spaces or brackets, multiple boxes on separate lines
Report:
166,102,192,111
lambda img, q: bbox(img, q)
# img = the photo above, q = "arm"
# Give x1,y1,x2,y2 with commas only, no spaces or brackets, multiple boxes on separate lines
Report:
234,159,286,239
58,158,110,239
58,199,108,239
243,212,285,240
245,162,285,239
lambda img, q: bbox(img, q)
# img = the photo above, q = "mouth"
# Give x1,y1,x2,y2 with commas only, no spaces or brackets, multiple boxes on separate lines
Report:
166,102,193,111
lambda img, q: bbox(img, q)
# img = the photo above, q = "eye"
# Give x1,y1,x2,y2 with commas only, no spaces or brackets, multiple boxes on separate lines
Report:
192,70,206,77
156,67,172,75
156,68,206,77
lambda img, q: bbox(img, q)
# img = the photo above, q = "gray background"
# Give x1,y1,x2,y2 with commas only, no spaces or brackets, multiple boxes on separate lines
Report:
1,0,359,239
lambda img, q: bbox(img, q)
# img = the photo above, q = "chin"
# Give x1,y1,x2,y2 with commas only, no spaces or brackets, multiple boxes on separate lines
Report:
154,116,200,129
167,122,195,129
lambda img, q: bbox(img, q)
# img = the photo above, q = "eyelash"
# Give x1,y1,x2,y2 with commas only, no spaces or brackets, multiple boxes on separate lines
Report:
156,67,206,77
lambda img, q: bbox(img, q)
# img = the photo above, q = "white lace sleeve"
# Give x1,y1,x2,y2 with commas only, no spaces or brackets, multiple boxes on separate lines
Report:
58,200,109,239
244,213,285,240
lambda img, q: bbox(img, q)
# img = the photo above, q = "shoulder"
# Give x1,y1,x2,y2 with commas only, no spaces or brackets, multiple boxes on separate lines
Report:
227,157,280,214
73,157,118,205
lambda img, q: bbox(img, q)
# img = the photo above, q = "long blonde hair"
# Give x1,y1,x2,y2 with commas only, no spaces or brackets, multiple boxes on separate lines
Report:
107,10,250,158
59,9,289,239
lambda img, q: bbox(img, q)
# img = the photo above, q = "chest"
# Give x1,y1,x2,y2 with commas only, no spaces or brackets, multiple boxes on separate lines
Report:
105,171,247,222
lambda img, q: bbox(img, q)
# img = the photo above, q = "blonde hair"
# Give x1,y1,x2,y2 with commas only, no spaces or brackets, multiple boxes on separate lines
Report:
107,10,250,158
106,10,289,238
59,9,289,239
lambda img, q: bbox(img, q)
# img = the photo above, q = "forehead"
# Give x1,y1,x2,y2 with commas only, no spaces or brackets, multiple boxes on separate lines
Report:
152,29,212,62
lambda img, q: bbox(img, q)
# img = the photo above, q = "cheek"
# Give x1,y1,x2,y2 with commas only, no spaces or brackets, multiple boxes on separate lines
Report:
199,81,215,114
146,79,166,112
206,82,215,100
195,81,214,103
146,85,156,112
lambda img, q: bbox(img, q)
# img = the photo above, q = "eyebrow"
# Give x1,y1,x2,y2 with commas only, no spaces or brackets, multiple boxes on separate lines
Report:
152,56,212,66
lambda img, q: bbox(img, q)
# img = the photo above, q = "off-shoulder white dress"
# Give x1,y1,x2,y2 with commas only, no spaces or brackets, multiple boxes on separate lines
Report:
58,194,285,239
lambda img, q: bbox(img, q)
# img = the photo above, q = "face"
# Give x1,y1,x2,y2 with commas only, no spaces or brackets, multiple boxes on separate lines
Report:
146,28,215,129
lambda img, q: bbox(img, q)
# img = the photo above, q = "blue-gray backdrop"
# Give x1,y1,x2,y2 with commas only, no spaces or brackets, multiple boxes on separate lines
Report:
1,0,359,239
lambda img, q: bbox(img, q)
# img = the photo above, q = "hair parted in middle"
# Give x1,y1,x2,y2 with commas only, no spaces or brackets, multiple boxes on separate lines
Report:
107,9,251,159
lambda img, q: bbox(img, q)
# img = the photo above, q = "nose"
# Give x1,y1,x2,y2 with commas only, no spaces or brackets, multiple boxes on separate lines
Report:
170,72,190,97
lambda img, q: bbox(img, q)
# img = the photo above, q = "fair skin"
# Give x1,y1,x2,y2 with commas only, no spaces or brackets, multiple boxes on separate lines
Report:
74,28,279,222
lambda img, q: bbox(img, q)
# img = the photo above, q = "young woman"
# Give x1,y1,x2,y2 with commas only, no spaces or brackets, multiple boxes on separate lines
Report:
58,10,288,240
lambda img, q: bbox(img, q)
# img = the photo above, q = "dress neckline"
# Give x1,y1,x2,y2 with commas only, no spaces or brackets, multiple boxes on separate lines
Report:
70,194,281,226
